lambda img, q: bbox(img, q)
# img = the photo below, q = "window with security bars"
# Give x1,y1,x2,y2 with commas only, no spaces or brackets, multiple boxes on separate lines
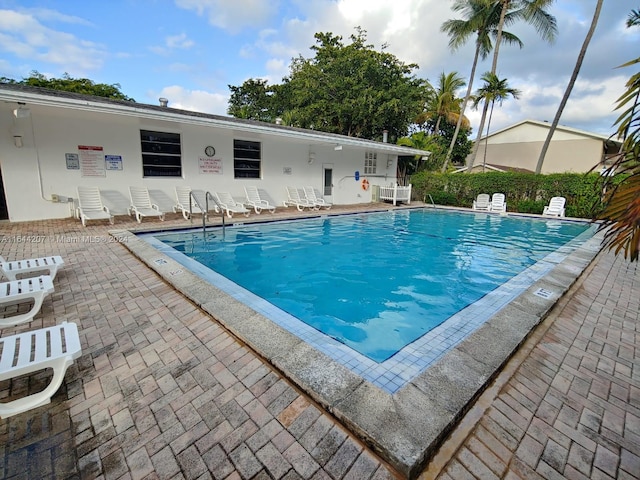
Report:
140,130,182,177
364,152,377,174
234,139,261,178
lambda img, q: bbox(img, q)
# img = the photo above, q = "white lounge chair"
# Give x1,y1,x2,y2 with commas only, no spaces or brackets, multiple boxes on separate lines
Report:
244,186,276,214
173,186,205,220
76,186,114,226
0,255,64,281
490,193,507,213
0,275,54,328
0,322,82,418
543,196,566,217
472,193,491,211
215,192,250,218
303,186,332,210
284,187,315,211
129,186,165,223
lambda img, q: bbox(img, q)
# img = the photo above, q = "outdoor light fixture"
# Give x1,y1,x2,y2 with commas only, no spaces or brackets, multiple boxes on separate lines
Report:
308,151,316,164
13,135,23,148
334,144,343,151
387,155,393,168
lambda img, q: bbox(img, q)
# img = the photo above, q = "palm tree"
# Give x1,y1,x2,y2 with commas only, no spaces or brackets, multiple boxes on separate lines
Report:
598,7,640,261
415,72,467,135
467,0,557,171
535,0,603,173
471,72,521,172
440,0,523,173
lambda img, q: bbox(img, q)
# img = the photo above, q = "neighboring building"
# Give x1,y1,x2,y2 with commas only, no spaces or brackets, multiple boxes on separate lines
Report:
465,119,621,174
0,84,427,222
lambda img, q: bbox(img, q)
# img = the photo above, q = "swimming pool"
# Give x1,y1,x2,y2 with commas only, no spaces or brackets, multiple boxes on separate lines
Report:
140,209,596,391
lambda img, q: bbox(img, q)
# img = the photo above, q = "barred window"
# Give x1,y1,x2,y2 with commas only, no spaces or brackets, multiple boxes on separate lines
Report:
140,130,182,177
234,139,261,178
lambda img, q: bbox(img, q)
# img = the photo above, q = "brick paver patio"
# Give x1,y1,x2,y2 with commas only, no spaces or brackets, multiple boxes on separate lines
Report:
0,208,638,479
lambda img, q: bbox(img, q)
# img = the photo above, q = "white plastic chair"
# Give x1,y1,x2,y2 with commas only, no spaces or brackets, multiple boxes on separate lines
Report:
0,255,64,281
543,197,566,217
173,186,205,220
215,192,250,218
0,322,82,418
284,187,315,211
77,186,114,226
0,275,54,328
129,186,165,223
303,186,332,210
489,193,507,213
472,194,490,211
244,186,276,214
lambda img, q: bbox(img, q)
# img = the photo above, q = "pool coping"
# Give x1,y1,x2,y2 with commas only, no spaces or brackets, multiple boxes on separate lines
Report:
112,208,604,478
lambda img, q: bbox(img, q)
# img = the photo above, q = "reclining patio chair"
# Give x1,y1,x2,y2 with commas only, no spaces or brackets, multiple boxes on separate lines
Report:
489,193,507,213
472,193,490,211
0,322,82,418
244,186,277,214
215,192,251,218
173,186,205,220
129,186,165,223
0,275,54,328
284,186,315,211
303,186,332,210
0,255,64,281
543,196,566,217
76,186,114,226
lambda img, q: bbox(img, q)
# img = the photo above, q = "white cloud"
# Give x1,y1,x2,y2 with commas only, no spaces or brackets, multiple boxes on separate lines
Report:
166,33,195,49
155,85,229,115
175,0,278,33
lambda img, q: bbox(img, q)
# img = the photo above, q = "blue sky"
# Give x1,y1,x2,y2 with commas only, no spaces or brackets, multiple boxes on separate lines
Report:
0,0,636,137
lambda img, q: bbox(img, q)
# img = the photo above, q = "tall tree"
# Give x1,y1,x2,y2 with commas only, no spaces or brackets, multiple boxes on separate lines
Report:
471,72,521,171
467,0,557,171
535,0,603,173
597,7,640,261
227,78,274,121
440,0,522,172
415,71,466,136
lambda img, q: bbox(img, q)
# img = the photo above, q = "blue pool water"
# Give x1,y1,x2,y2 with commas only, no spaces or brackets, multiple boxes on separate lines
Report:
144,209,596,365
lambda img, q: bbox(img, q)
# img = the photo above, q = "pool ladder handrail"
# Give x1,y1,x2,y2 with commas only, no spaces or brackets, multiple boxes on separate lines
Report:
188,191,226,234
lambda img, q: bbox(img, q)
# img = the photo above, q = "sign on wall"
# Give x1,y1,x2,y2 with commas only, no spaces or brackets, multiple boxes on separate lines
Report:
199,157,222,174
65,153,80,170
78,145,105,177
105,155,123,171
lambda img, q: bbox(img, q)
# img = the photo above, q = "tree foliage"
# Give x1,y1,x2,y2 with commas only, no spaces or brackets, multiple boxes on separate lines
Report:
227,28,428,142
0,71,135,101
597,8,640,261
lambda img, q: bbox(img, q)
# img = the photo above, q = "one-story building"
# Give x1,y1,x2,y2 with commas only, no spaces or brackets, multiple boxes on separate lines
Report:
0,84,427,222
465,119,621,174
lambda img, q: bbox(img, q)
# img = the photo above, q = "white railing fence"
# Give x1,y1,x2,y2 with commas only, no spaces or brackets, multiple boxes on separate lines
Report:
378,184,412,206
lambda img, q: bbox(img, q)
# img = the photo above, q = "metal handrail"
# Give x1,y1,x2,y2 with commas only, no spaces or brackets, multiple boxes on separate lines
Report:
205,191,225,235
187,190,226,235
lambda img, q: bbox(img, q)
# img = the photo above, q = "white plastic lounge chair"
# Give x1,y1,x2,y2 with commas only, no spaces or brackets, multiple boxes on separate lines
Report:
543,196,566,217
173,186,204,220
303,186,332,210
472,193,491,211
0,255,64,281
76,186,114,226
244,186,276,214
129,186,165,223
0,275,54,328
284,187,315,211
0,321,82,418
489,193,507,213
215,192,250,218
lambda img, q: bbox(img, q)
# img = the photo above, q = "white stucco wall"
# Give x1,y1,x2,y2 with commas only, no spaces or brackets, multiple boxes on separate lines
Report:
1,103,398,222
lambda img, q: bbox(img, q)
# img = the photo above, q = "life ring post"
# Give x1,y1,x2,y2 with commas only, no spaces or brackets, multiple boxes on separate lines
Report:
361,178,370,191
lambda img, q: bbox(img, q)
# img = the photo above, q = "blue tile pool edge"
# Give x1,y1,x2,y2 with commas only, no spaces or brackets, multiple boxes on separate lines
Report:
110,215,605,479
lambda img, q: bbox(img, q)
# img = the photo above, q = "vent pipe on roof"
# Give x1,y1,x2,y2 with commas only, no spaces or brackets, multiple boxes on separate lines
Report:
159,97,168,107
382,129,388,143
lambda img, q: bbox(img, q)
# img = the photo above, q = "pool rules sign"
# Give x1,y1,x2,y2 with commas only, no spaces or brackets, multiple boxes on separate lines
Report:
78,145,106,177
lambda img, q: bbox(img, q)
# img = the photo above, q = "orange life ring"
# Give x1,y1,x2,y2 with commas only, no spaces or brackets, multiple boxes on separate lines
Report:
361,178,370,191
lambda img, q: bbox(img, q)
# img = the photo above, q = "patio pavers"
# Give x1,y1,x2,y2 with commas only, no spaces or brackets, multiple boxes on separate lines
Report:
0,206,638,480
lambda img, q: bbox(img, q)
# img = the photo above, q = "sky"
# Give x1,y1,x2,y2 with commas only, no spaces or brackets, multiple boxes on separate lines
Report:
0,1,637,139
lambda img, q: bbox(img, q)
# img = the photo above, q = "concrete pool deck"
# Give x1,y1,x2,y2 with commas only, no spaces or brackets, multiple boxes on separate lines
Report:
0,204,638,479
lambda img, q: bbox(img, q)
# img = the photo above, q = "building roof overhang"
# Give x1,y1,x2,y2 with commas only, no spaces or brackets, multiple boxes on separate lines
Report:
0,84,430,157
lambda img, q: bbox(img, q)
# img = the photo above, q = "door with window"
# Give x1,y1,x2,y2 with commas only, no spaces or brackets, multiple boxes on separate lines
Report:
323,165,333,203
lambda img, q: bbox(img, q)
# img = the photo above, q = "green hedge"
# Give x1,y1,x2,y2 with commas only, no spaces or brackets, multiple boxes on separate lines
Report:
411,171,616,218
